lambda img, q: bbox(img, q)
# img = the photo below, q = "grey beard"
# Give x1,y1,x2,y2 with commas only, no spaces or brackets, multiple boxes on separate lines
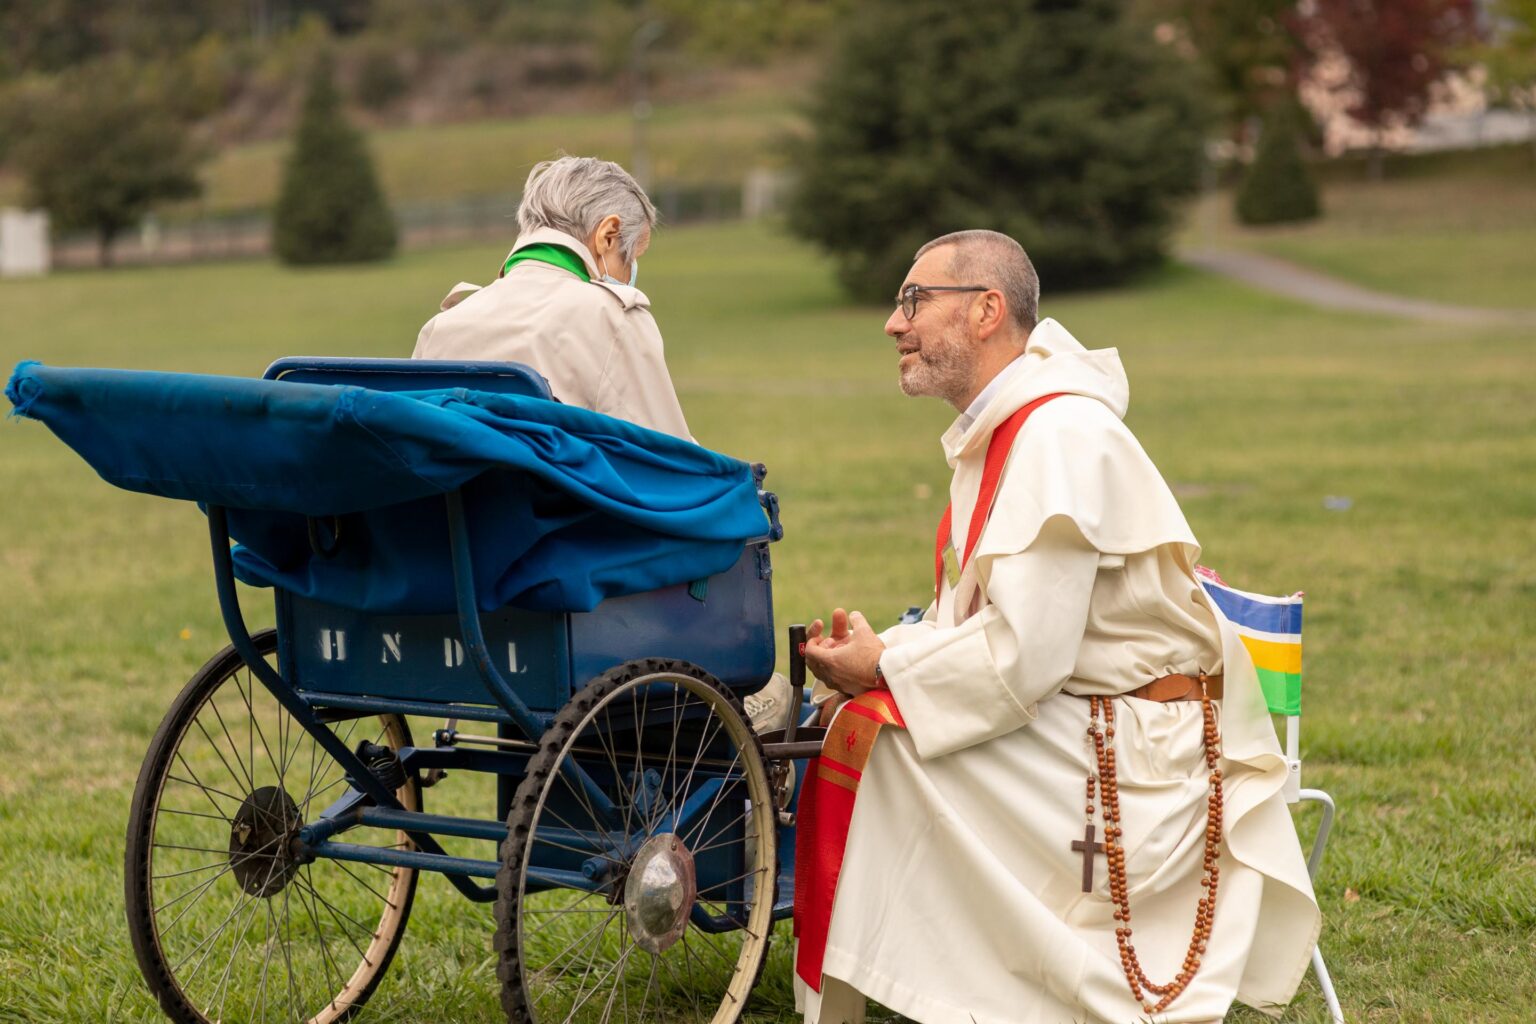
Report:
899,348,974,406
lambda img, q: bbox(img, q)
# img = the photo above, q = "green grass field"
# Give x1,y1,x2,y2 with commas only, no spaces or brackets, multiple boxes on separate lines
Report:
2,220,1534,1023
0,85,806,217
1187,145,1536,311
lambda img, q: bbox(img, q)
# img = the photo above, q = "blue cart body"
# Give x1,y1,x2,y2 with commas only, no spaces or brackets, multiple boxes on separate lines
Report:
254,358,800,915
6,352,821,1020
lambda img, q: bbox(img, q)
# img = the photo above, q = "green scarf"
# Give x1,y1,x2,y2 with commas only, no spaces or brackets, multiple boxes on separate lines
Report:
500,243,590,282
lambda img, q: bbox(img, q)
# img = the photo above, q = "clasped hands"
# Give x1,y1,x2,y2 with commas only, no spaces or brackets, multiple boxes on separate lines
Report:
803,608,886,724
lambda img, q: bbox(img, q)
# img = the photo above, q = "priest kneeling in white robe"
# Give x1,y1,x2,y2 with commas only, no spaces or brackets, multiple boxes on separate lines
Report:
797,230,1320,1024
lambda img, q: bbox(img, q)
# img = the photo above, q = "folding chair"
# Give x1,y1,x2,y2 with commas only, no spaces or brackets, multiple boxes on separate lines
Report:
1198,570,1345,1024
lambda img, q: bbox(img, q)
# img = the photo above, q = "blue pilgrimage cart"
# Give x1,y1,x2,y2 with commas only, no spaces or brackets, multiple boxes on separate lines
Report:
6,358,825,1024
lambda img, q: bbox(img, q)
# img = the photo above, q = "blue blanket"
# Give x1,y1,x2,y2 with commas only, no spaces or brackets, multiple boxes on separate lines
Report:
6,362,771,614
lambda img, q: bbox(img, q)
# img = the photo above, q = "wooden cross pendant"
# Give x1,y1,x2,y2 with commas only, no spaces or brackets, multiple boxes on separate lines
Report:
1071,822,1106,892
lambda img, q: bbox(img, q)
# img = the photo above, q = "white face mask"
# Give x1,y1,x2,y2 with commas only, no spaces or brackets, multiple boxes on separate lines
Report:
599,253,637,288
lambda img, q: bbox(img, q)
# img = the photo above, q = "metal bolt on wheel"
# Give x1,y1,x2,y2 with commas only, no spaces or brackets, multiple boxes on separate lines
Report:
495,659,777,1024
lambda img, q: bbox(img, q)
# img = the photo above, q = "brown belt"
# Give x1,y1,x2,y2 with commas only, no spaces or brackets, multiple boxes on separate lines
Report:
1124,672,1223,702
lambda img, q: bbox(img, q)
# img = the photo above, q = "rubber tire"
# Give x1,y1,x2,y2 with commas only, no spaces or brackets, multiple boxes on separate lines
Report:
123,629,419,1024
494,658,776,1024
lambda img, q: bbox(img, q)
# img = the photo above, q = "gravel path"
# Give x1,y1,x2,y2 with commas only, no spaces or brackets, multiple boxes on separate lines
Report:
1183,247,1536,327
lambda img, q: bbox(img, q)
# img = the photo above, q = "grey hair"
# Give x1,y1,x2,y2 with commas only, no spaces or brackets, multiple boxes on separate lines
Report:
913,230,1040,331
517,156,658,263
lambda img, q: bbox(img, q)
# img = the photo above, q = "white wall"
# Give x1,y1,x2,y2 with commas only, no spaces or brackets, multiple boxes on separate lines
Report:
0,208,51,277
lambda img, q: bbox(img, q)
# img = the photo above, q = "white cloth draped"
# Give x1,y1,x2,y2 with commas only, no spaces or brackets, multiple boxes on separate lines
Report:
798,320,1319,1024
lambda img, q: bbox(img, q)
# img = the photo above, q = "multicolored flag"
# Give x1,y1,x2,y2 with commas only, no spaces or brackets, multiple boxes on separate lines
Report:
1196,566,1303,717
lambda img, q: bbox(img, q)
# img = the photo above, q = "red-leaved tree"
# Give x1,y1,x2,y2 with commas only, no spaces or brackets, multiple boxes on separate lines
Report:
1302,0,1480,174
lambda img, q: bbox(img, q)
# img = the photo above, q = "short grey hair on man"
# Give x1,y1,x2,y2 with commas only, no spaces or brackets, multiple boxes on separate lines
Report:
913,229,1040,332
517,156,658,263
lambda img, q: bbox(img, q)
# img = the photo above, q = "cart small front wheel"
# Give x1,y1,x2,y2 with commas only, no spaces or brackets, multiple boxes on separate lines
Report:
124,630,419,1024
496,658,777,1024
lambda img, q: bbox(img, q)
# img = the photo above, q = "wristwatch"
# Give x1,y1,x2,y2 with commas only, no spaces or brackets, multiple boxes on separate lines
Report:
873,660,889,690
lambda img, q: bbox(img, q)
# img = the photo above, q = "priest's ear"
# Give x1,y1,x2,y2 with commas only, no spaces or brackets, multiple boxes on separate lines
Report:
974,288,1011,341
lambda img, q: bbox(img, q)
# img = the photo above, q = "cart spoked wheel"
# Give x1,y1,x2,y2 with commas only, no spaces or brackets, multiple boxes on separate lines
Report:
496,659,777,1024
125,629,419,1024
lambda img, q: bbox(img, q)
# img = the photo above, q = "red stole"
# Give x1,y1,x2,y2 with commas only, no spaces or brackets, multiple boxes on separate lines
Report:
793,689,905,990
934,392,1066,608
793,392,1066,991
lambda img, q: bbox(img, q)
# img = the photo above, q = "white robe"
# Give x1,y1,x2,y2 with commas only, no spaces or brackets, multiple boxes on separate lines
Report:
412,227,694,441
799,320,1320,1024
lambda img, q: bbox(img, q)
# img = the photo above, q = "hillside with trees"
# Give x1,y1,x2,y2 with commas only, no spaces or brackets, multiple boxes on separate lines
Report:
0,0,1516,269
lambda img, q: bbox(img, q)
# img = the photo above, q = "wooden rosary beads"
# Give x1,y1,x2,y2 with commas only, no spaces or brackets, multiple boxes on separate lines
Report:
1086,681,1225,1015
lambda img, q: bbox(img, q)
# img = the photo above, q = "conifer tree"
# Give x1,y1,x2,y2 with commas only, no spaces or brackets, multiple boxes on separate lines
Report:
789,0,1211,300
273,53,396,265
1235,103,1321,225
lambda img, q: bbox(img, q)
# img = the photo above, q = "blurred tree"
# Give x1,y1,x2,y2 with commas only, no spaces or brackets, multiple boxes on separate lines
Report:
1300,0,1480,178
496,0,603,45
651,0,853,63
789,0,1211,301
0,0,113,75
353,39,408,109
295,0,373,35
249,0,372,44
9,60,203,266
1161,0,1305,144
1462,0,1536,164
148,33,248,123
273,53,397,264
371,0,510,51
0,1,249,75
1236,102,1321,224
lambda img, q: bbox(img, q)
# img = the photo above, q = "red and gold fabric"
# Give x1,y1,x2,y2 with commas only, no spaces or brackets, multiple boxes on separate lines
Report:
792,689,905,991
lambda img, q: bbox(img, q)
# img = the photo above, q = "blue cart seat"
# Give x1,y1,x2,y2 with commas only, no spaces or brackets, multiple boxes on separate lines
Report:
264,356,555,399
261,359,778,704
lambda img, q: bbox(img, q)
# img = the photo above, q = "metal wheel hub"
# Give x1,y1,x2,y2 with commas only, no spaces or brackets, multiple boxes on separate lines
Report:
228,785,302,897
623,833,697,953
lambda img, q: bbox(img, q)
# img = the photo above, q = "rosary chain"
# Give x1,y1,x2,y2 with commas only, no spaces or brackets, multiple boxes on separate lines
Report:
1088,679,1225,1015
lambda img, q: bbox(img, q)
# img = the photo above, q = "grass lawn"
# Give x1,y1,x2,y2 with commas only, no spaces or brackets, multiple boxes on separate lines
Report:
1185,144,1536,311
1,221,1534,1023
0,84,806,217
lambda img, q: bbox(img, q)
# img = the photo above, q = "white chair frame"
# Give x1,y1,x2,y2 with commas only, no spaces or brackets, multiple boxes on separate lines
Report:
1283,714,1344,1023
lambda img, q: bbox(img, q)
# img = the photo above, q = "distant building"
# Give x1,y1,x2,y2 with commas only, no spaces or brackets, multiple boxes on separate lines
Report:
1302,59,1536,156
0,208,50,277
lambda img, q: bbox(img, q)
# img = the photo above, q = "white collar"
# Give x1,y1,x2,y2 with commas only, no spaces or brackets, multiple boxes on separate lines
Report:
956,352,1030,432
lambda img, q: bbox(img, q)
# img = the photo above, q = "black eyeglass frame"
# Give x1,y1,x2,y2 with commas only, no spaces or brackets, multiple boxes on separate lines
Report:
896,284,989,320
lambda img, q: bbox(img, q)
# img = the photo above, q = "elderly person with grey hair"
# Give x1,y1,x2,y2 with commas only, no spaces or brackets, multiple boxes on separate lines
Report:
413,155,691,440
414,155,799,731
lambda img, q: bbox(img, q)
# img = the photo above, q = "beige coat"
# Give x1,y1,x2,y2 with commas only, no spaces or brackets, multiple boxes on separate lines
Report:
412,227,693,440
800,320,1319,1024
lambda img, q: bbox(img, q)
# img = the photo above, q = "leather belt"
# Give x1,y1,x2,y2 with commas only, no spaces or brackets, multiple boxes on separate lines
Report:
1125,672,1223,702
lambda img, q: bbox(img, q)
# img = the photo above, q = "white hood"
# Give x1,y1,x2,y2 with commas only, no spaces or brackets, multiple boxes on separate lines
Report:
945,318,1129,464
941,317,1198,565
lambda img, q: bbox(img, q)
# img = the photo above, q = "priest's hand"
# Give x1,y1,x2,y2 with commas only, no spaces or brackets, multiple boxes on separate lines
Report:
804,608,885,697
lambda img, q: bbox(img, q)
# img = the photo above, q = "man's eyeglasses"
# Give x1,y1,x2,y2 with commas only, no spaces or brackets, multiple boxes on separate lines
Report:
895,284,988,321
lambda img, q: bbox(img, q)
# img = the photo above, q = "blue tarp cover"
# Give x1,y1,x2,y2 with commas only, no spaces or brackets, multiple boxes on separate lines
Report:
6,362,770,614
